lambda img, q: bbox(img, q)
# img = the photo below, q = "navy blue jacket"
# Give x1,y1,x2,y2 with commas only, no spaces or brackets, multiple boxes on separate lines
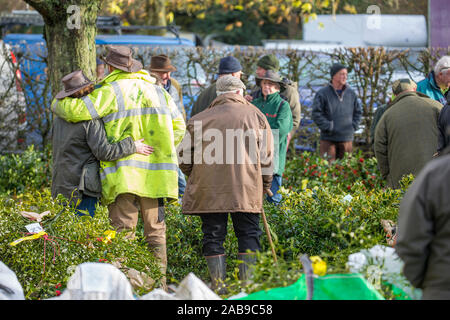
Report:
311,83,363,142
437,95,450,153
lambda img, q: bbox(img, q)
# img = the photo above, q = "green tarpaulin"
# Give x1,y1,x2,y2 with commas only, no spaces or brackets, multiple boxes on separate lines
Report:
235,273,386,300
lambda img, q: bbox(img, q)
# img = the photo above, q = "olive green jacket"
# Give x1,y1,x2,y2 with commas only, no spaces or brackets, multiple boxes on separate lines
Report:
374,91,442,188
397,149,450,299
190,83,217,118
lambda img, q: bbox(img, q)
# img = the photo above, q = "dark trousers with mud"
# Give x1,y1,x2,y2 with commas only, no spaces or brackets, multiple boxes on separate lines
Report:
200,212,262,256
200,212,262,292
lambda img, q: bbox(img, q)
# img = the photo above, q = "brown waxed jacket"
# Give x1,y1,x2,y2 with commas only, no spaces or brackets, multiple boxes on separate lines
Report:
179,93,274,214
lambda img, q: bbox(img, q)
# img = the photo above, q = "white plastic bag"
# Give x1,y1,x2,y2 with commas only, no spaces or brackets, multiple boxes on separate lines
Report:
175,272,221,300
51,262,135,300
0,261,25,300
140,272,221,300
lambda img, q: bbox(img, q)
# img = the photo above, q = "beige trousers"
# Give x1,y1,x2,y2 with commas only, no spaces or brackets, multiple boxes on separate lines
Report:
108,193,166,246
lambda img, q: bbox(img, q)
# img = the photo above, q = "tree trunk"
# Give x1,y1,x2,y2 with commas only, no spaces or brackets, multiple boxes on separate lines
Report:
288,11,300,39
23,1,101,97
146,0,167,36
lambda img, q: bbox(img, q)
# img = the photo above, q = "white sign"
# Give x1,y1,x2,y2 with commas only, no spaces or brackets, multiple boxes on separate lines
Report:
25,223,44,234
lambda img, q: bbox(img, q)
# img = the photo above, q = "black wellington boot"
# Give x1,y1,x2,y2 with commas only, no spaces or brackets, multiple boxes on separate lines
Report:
205,254,227,294
237,252,257,286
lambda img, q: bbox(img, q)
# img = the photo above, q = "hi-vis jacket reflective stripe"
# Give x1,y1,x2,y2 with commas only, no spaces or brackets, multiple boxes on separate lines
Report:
52,69,186,204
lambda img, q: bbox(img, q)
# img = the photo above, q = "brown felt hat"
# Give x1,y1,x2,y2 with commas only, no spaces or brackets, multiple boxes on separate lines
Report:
149,54,177,72
55,70,93,100
102,45,143,73
255,69,285,90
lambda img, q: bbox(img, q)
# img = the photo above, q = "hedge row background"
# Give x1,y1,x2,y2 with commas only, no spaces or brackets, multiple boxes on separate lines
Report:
1,44,450,154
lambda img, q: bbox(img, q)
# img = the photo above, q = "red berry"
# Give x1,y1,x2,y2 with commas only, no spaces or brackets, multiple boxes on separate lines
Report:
56,290,61,296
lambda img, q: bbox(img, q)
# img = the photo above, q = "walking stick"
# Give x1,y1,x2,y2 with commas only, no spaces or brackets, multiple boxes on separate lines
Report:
263,189,277,263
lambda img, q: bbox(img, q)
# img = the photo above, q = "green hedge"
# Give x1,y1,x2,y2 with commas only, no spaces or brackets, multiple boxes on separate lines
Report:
0,145,51,195
0,150,415,299
0,189,162,299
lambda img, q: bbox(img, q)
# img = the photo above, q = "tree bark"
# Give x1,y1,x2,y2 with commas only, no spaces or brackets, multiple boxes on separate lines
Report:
145,0,167,36
23,0,101,97
288,11,300,39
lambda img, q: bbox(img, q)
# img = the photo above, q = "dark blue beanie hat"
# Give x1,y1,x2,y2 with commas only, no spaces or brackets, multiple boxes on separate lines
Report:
218,56,242,75
330,63,347,78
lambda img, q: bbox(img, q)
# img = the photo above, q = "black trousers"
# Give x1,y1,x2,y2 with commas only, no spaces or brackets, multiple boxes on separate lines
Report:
200,212,263,256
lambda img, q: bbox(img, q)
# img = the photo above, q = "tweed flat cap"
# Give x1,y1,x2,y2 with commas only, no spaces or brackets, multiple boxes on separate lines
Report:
392,78,417,95
216,75,246,92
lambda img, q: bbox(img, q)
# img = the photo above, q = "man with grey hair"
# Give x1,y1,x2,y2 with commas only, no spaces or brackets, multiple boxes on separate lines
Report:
178,75,274,294
417,55,450,105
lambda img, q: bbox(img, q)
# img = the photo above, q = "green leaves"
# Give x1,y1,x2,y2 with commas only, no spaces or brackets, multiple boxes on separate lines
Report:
1,149,410,300
0,145,51,195
0,189,161,299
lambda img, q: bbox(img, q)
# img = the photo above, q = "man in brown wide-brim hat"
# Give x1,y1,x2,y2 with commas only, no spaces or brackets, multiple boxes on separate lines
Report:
148,54,186,120
148,54,188,199
102,45,143,73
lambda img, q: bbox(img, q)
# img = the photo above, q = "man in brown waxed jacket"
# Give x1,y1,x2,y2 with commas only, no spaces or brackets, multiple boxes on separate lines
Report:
178,75,274,293
396,146,450,299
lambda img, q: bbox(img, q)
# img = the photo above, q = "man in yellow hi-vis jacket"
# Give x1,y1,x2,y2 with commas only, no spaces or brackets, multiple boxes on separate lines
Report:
52,46,186,290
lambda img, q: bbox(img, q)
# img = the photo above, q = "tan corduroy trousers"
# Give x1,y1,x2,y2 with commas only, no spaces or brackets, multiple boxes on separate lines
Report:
108,193,166,246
